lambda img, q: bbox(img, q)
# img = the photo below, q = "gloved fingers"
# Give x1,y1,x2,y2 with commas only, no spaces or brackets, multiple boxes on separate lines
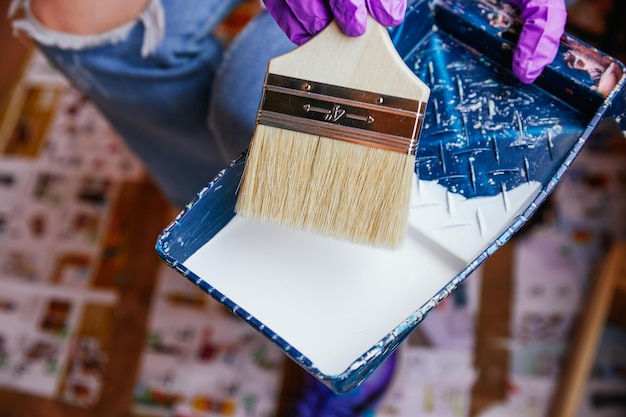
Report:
294,374,331,417
329,0,368,37
284,0,333,39
360,351,398,396
263,0,317,45
265,0,407,45
365,0,407,27
511,0,567,83
294,353,398,417
293,353,399,417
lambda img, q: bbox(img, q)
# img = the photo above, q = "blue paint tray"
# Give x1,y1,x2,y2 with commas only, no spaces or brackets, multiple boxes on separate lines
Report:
156,0,626,394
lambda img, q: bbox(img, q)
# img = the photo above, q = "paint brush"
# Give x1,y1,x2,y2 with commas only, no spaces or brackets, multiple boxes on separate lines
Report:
236,15,429,249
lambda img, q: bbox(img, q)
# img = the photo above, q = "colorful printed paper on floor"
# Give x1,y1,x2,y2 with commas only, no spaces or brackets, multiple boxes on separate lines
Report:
132,266,285,417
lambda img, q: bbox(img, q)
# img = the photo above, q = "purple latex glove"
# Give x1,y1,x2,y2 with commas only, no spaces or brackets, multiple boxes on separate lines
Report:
507,0,567,83
294,353,398,417
263,0,406,45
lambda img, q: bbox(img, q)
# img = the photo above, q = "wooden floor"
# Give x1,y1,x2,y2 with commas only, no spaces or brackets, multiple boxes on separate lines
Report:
0,178,172,417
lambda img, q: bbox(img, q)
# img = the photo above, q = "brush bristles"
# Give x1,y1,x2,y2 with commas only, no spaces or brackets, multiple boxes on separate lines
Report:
236,125,414,249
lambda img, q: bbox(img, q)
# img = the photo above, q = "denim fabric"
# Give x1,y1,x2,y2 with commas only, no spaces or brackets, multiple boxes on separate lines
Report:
34,0,295,207
209,12,296,175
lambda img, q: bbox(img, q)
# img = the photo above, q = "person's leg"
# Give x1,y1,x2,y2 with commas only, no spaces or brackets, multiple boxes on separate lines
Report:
10,0,247,207
30,0,150,36
208,11,296,159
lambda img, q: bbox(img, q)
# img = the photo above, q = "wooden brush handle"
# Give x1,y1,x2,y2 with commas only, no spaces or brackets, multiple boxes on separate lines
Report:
268,15,430,103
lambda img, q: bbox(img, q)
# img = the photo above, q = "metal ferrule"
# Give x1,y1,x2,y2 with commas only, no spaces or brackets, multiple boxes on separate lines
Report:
257,74,426,155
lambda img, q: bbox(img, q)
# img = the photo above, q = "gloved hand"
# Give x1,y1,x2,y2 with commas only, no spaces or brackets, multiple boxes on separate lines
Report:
507,0,567,83
294,353,398,417
265,0,566,84
263,0,406,46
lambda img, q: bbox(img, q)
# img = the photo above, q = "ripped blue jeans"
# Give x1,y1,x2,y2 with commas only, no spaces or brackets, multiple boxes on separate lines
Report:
10,0,295,207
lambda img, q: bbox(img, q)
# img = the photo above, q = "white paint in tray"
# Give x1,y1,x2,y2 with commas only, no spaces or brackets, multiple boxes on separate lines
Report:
184,177,541,376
